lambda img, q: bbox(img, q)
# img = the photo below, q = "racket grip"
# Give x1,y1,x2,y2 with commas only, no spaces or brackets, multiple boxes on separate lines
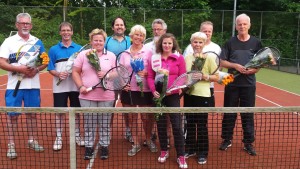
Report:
13,80,21,97
86,87,93,92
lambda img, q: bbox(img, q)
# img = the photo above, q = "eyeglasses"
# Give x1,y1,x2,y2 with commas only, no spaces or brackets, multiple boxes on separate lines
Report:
17,22,32,26
152,28,163,32
61,29,72,32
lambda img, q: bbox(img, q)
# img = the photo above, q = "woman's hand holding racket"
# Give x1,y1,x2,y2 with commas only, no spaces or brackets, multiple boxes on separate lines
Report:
85,65,131,92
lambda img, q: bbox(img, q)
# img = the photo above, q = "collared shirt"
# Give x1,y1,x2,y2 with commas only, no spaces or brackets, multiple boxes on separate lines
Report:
0,34,46,89
105,35,131,56
73,50,116,101
118,46,152,92
47,41,82,93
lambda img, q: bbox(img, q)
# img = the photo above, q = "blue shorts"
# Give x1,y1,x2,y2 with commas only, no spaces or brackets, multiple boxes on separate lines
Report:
5,89,41,116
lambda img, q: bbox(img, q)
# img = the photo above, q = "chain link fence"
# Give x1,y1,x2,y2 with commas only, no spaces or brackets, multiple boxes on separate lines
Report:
0,6,299,73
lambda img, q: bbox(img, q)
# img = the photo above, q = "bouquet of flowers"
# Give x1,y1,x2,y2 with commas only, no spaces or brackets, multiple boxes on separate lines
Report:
192,53,206,71
13,46,50,96
217,71,234,85
234,47,280,77
130,58,144,97
244,51,277,69
56,44,92,85
86,49,101,72
153,68,169,121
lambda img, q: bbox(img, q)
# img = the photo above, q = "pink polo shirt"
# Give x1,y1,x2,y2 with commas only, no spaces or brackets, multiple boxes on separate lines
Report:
118,46,152,92
73,50,116,101
147,53,186,94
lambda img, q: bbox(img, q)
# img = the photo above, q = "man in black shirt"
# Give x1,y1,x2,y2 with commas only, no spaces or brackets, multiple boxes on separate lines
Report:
219,13,262,156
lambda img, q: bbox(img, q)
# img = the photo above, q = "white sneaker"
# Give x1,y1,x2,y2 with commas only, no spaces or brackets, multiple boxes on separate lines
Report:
53,137,62,151
27,140,44,152
7,143,17,159
76,136,85,146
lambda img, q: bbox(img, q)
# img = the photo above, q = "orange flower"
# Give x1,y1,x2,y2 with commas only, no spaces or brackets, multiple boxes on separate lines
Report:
218,72,234,85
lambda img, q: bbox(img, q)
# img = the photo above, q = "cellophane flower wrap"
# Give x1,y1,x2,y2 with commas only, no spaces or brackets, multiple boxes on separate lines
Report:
86,49,101,72
244,52,277,69
192,53,206,71
130,57,144,97
153,68,169,121
218,71,234,85
233,50,277,77
56,51,79,86
187,53,206,93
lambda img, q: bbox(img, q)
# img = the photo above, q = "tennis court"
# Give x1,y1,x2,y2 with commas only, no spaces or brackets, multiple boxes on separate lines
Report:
0,71,300,168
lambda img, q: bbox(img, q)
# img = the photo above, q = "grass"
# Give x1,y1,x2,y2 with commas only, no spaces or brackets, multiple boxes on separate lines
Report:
256,68,300,95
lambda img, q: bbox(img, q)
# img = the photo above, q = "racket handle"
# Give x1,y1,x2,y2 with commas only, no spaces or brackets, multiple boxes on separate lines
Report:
86,87,94,92
13,80,21,97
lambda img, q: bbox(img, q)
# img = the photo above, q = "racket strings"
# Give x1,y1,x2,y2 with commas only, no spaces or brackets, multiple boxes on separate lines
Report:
103,66,131,90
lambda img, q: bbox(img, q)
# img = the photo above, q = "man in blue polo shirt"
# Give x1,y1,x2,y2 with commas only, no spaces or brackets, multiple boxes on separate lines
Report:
47,22,85,151
105,16,131,56
104,16,132,142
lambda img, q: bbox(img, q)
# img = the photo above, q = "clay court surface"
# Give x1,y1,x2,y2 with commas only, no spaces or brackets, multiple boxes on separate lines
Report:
0,72,300,169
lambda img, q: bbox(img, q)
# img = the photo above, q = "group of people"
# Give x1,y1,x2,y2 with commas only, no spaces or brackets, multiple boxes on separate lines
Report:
0,12,261,169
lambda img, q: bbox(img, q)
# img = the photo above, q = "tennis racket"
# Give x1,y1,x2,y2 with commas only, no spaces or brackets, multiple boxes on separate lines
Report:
86,65,131,92
178,51,220,96
166,70,203,93
116,50,136,105
65,44,92,73
13,44,41,97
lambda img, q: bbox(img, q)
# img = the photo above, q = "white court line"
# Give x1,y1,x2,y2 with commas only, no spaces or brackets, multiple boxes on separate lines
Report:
86,144,99,169
216,89,299,115
257,81,300,97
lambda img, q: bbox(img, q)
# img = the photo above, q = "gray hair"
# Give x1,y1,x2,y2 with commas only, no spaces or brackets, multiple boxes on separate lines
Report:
236,13,251,25
16,13,31,23
190,32,207,42
152,18,167,30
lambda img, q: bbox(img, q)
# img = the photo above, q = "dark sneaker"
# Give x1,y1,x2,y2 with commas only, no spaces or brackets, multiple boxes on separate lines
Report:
100,146,109,160
198,156,207,165
219,140,232,151
151,132,157,141
184,151,196,159
243,144,257,156
84,147,94,160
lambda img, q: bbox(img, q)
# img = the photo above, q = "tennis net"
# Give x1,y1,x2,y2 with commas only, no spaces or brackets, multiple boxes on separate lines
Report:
0,106,299,169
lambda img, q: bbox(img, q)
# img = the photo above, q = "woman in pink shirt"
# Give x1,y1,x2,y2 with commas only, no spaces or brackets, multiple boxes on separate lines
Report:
72,28,116,160
118,25,157,156
147,33,188,169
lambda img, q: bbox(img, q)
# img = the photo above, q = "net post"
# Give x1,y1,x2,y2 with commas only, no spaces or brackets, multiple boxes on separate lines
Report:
69,109,76,169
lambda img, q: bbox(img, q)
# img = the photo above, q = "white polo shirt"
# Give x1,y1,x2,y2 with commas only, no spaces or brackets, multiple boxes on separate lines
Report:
0,34,45,89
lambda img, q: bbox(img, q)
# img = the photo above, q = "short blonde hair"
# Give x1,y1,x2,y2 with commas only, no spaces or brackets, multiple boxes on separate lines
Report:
89,28,107,42
190,32,207,42
129,25,146,39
